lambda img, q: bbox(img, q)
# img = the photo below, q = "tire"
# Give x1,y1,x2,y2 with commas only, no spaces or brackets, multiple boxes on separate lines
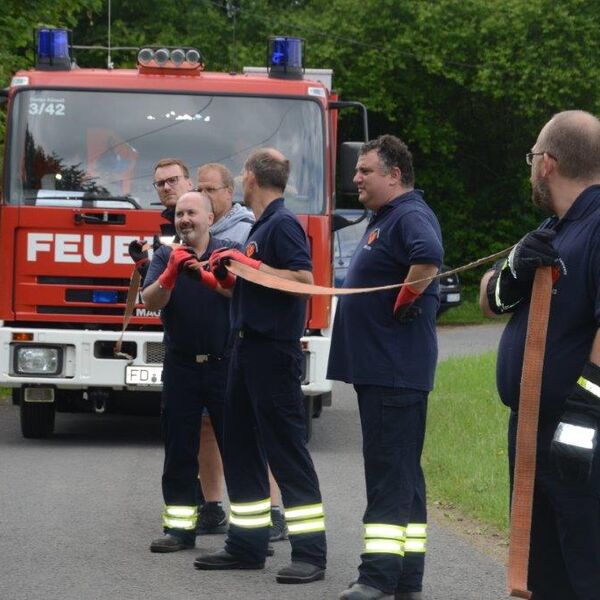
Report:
19,392,56,439
303,395,314,442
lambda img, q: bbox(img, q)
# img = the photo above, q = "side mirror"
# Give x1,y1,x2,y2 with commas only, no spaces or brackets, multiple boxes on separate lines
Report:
339,141,362,195
332,208,368,232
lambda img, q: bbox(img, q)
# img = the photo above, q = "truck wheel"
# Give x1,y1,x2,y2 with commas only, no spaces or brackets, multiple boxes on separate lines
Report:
20,393,56,439
303,395,314,442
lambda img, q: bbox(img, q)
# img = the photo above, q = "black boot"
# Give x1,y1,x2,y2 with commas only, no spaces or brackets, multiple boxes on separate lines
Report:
150,533,195,553
339,583,394,600
193,549,264,570
276,561,325,584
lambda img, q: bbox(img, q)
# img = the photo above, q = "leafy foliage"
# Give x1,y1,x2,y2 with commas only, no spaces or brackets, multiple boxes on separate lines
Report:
3,0,600,282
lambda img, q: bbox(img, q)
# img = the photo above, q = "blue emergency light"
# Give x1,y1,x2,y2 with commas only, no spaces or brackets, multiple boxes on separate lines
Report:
92,290,119,304
268,37,304,80
36,28,71,71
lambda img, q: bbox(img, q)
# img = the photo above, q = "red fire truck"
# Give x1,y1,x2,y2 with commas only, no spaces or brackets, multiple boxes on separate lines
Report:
0,30,366,438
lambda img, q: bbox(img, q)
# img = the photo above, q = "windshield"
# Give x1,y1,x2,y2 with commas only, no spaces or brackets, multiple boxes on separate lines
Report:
8,90,325,214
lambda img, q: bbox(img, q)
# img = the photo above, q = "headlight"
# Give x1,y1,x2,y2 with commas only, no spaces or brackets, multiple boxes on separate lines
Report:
15,346,62,375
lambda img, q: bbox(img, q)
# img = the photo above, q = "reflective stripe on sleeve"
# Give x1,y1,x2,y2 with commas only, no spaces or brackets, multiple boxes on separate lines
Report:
578,376,600,400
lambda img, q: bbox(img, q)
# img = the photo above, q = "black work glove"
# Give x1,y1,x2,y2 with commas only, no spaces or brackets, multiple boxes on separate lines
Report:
508,229,561,284
394,304,422,323
487,229,563,314
551,362,600,485
128,239,149,278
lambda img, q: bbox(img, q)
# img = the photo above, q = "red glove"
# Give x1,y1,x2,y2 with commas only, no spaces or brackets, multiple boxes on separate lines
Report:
393,284,422,323
216,270,236,290
158,246,196,290
209,248,262,280
195,267,219,290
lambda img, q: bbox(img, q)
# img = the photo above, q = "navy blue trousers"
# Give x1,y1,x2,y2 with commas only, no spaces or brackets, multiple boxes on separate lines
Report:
161,351,227,542
223,337,326,567
356,385,427,594
508,411,600,600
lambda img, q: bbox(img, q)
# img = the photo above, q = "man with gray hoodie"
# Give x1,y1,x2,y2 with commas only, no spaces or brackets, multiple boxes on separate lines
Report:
197,163,289,542
198,163,255,244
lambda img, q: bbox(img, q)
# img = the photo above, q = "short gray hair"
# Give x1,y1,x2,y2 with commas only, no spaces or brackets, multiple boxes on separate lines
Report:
244,149,289,192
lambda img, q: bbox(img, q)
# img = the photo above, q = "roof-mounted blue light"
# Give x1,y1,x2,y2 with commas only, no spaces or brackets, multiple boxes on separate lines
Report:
36,28,71,71
268,36,304,80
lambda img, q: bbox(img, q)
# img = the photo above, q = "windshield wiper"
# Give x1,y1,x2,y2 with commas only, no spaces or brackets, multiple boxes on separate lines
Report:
30,192,141,209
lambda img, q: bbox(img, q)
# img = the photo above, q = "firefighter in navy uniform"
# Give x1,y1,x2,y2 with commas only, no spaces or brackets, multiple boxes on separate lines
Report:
193,148,327,584
129,158,235,536
142,191,236,552
480,110,600,600
328,136,443,600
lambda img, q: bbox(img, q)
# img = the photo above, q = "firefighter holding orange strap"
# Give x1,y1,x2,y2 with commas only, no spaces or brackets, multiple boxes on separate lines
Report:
480,110,600,600
328,135,443,600
142,191,236,552
194,148,327,585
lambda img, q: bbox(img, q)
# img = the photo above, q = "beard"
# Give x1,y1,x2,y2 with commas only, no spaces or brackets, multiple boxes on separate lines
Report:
177,227,195,245
531,176,553,213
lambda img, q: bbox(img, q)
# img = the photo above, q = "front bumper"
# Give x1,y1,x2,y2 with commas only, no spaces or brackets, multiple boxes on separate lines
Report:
0,326,332,396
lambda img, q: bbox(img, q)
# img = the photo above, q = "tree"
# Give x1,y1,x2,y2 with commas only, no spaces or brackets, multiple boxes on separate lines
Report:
4,0,600,282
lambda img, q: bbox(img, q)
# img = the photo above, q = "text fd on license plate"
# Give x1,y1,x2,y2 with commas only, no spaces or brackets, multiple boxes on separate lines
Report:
125,366,163,386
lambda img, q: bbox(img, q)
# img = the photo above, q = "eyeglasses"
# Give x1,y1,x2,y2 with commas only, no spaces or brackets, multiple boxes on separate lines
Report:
525,151,557,166
196,185,228,195
153,175,185,189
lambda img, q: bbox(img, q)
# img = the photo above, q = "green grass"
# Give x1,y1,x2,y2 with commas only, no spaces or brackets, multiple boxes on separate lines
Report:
423,351,510,533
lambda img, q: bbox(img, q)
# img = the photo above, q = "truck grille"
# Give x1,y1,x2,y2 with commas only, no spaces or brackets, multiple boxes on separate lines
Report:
30,275,133,317
146,342,165,364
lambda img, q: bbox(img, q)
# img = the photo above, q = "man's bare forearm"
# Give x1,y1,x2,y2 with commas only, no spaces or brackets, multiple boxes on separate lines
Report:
142,281,171,311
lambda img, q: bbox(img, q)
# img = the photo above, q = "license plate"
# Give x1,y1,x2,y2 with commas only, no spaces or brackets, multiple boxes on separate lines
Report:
445,293,461,303
125,365,163,386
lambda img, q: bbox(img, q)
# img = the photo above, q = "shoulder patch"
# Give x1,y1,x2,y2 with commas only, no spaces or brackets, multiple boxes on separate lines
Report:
246,241,258,257
367,228,380,246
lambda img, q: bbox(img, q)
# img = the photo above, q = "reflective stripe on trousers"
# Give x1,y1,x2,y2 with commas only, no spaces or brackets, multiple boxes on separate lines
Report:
404,522,427,554
229,498,272,529
162,505,197,530
363,523,405,555
285,503,325,535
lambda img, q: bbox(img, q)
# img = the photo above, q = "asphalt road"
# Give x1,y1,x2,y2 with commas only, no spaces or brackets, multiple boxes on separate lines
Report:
0,323,509,600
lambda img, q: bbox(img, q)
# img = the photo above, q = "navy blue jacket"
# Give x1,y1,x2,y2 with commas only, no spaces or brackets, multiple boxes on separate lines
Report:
328,190,444,390
497,185,600,419
230,198,312,341
144,237,234,356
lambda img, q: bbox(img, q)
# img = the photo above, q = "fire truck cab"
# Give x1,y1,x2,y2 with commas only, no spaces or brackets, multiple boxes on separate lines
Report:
0,30,366,439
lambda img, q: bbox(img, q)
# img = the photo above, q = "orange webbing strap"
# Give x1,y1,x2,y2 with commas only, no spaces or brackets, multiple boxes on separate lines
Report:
114,267,141,360
225,244,514,296
113,239,177,360
507,267,553,599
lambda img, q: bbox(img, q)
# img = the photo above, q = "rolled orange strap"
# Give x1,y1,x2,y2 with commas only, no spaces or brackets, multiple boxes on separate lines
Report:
507,267,553,599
